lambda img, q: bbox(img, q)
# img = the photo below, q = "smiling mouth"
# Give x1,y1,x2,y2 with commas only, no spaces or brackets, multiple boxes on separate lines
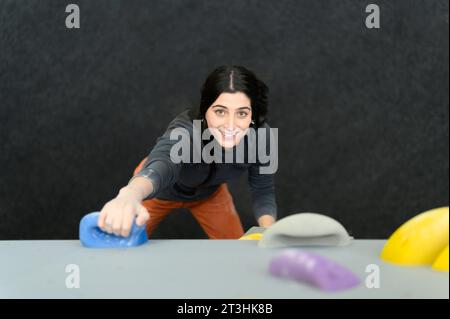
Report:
219,130,240,140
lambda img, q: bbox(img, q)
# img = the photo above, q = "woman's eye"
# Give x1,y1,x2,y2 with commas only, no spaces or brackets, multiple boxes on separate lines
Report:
237,112,248,118
215,110,225,116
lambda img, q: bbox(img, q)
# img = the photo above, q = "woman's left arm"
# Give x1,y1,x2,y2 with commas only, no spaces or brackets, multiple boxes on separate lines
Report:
248,163,278,226
248,123,278,226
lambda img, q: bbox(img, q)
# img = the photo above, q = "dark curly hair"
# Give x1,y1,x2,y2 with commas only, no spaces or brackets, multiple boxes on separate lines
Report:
195,65,269,128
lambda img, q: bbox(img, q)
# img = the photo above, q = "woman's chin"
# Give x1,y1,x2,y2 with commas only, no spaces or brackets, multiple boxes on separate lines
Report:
220,142,236,149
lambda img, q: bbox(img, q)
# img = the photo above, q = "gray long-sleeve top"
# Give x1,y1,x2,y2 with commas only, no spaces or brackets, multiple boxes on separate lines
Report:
133,110,277,220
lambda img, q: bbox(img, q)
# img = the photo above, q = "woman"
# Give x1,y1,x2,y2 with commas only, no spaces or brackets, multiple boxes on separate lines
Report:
98,65,277,239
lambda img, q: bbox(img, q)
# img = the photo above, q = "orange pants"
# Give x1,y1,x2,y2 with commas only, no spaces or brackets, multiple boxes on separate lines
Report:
133,158,244,239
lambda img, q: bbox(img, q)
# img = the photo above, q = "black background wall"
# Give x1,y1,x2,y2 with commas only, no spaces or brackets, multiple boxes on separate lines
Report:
0,0,448,240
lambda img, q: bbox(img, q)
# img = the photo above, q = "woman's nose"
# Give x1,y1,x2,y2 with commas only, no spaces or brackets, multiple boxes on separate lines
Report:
224,116,235,130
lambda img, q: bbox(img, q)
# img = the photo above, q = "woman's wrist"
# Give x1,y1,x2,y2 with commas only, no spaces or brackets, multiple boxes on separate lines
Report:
117,186,142,201
257,214,275,228
120,175,155,200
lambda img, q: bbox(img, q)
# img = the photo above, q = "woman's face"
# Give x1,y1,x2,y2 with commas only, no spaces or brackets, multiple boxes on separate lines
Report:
204,92,252,149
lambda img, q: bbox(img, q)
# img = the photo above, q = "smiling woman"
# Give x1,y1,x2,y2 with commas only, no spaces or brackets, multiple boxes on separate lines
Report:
206,92,252,149
97,65,277,239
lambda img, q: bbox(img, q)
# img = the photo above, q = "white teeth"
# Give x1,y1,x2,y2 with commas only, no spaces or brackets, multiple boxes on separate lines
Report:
221,130,240,136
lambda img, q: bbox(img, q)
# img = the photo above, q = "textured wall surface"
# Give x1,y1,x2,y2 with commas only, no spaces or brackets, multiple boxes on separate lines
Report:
0,0,448,239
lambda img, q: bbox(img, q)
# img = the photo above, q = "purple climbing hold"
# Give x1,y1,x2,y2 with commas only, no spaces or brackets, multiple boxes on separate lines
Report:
269,249,360,291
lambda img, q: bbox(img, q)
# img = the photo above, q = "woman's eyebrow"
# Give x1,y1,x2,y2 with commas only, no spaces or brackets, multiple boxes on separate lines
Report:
212,105,228,109
212,105,251,111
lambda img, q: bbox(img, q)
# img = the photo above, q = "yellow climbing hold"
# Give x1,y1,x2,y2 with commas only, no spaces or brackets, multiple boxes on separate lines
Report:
239,233,263,240
432,246,449,272
381,207,449,266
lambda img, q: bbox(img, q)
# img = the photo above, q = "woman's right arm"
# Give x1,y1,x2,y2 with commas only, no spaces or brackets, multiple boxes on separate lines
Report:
97,176,154,237
97,110,192,237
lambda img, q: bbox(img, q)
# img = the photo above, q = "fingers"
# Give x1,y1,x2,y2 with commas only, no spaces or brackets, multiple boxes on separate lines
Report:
135,205,150,226
112,204,134,236
112,213,124,236
121,210,134,237
98,208,108,229
105,213,114,234
97,199,147,237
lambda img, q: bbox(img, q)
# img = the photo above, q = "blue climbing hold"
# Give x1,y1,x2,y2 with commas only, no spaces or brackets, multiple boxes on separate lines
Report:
79,212,148,248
